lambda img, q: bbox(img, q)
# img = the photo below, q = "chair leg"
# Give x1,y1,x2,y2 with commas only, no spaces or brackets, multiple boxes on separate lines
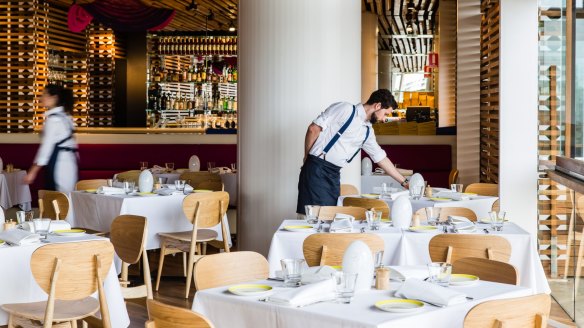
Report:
185,251,195,299
7,314,14,328
196,243,201,255
202,242,208,255
575,230,584,293
155,240,167,292
71,320,78,328
182,252,187,277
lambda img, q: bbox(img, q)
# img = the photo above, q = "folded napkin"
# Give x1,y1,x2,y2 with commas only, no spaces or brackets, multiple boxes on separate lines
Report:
267,279,336,307
329,219,353,233
434,192,471,201
184,184,194,193
301,266,338,285
333,213,355,223
97,186,125,195
154,188,175,196
398,168,414,176
394,278,467,307
387,265,429,282
151,165,165,174
0,229,41,246
447,216,475,231
19,221,71,233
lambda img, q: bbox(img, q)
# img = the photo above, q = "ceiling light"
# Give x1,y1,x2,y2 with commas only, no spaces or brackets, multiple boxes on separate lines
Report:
405,23,414,35
186,0,197,11
228,21,236,32
207,10,215,21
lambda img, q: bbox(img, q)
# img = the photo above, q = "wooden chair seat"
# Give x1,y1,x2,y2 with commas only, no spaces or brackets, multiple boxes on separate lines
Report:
159,229,218,242
3,298,99,322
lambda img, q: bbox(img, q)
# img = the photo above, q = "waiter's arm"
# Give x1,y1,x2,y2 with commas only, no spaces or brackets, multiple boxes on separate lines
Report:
304,123,322,162
376,157,408,188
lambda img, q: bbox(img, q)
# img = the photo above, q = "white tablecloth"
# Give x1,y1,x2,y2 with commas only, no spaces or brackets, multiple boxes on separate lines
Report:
267,220,550,294
192,278,531,328
68,191,232,250
0,235,129,327
0,170,31,210
338,195,498,220
361,174,405,194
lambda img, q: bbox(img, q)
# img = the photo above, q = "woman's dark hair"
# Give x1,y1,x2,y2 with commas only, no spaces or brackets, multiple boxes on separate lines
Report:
365,89,398,109
44,84,74,113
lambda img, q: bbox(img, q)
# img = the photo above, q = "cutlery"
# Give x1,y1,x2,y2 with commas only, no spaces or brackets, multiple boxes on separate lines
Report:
483,228,490,234
410,298,445,308
442,225,448,233
360,227,366,233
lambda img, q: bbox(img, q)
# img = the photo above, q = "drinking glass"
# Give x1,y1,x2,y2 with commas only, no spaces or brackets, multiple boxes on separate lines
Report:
165,162,175,172
410,185,424,200
427,262,452,287
207,162,216,171
33,218,51,239
332,271,358,303
123,181,135,194
371,211,382,230
381,183,390,199
425,207,442,226
140,161,148,171
175,179,186,191
488,211,506,231
230,163,237,172
304,205,319,224
374,250,385,269
450,184,463,193
280,259,305,287
16,211,26,224
25,211,34,222
107,179,114,187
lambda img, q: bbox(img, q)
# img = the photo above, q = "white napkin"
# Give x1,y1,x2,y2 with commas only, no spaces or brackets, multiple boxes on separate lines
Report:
386,190,410,200
97,186,125,195
329,219,353,233
184,184,194,192
266,279,336,307
387,265,429,282
448,216,475,231
154,188,174,196
301,266,338,284
333,213,355,223
151,165,165,174
0,229,41,245
435,192,471,201
19,221,71,233
394,278,467,307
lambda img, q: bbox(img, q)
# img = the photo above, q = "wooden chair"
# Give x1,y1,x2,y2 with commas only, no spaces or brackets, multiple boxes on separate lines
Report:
318,206,367,221
178,171,221,187
116,170,142,184
196,181,224,192
303,233,385,267
429,234,511,264
75,179,108,191
38,190,69,220
448,169,459,185
491,199,500,212
146,299,214,328
194,251,269,291
465,183,499,197
342,197,390,220
414,207,478,222
564,192,584,291
1,240,114,328
463,294,551,328
340,184,359,196
155,192,230,298
452,257,519,285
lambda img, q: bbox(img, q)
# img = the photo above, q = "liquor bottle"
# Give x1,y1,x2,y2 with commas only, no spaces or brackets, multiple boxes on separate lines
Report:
227,65,233,82
232,66,238,82
160,93,167,110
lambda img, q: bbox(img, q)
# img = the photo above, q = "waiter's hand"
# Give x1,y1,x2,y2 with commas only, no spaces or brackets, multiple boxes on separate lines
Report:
23,165,40,185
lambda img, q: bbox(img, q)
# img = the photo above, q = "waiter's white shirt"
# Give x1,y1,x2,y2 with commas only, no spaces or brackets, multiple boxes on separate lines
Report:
310,102,386,168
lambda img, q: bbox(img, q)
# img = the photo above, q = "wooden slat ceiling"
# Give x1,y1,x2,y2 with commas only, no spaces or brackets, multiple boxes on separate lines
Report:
363,0,438,73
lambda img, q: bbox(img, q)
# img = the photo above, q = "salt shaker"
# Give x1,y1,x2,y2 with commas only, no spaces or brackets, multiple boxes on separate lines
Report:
425,184,433,197
3,220,16,231
375,266,390,290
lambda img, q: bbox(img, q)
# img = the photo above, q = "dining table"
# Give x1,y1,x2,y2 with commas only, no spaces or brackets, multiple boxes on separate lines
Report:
0,234,130,328
192,278,532,328
267,220,550,294
67,191,232,250
0,170,32,210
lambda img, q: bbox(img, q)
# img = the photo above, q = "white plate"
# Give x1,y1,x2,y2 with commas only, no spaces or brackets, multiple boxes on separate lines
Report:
479,218,510,224
137,192,158,197
283,225,315,232
375,299,424,313
361,193,380,199
228,284,273,296
450,274,480,286
53,229,86,237
408,226,439,233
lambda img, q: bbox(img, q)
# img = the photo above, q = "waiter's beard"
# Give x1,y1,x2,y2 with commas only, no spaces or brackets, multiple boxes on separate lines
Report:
370,113,380,124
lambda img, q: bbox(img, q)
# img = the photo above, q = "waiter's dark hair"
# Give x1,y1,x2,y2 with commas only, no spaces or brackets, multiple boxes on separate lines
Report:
44,84,74,113
365,89,398,109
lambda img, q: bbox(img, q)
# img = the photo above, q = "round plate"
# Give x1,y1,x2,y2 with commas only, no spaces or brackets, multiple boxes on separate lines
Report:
53,229,86,237
194,189,213,193
375,299,424,313
361,193,380,199
138,192,158,197
283,225,314,232
479,218,510,224
0,239,5,246
408,226,439,233
330,265,342,271
450,274,480,286
462,192,477,196
228,284,273,296
84,189,97,193
430,197,451,202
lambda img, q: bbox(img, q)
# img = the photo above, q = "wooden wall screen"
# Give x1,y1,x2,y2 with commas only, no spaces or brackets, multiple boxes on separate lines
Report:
86,25,116,127
479,0,500,183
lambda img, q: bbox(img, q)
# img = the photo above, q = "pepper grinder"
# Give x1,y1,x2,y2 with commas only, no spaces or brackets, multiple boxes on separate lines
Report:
375,266,390,290
425,184,433,198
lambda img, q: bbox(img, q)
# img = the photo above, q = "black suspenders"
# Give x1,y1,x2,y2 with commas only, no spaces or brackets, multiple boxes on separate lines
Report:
320,105,370,164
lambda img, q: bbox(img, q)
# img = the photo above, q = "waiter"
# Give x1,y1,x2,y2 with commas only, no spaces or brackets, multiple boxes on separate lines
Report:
297,89,408,214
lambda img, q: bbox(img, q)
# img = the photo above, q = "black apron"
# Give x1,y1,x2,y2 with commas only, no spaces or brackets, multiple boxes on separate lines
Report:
296,105,370,214
44,113,78,191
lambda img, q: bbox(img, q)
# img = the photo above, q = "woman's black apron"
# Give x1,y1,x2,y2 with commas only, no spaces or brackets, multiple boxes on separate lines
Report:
44,112,78,191
296,106,369,214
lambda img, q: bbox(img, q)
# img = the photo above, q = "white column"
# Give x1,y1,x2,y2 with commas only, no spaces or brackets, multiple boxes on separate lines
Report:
238,0,361,254
456,0,481,186
499,0,539,235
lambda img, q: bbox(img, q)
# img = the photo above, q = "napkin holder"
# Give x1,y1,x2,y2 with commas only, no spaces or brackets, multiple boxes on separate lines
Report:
361,157,373,176
138,170,154,193
342,240,374,292
391,195,413,229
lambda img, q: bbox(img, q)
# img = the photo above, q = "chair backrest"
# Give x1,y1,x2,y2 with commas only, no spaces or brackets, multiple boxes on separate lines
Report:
465,183,499,197
342,197,390,219
449,169,459,185
38,190,70,220
303,233,385,267
452,257,519,285
179,171,221,187
196,181,224,192
340,184,359,196
491,199,500,212
463,294,551,328
146,299,214,328
31,240,114,300
429,234,511,264
111,215,147,265
116,170,142,184
414,207,478,222
183,191,229,229
318,206,367,221
75,179,108,190
194,251,269,291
